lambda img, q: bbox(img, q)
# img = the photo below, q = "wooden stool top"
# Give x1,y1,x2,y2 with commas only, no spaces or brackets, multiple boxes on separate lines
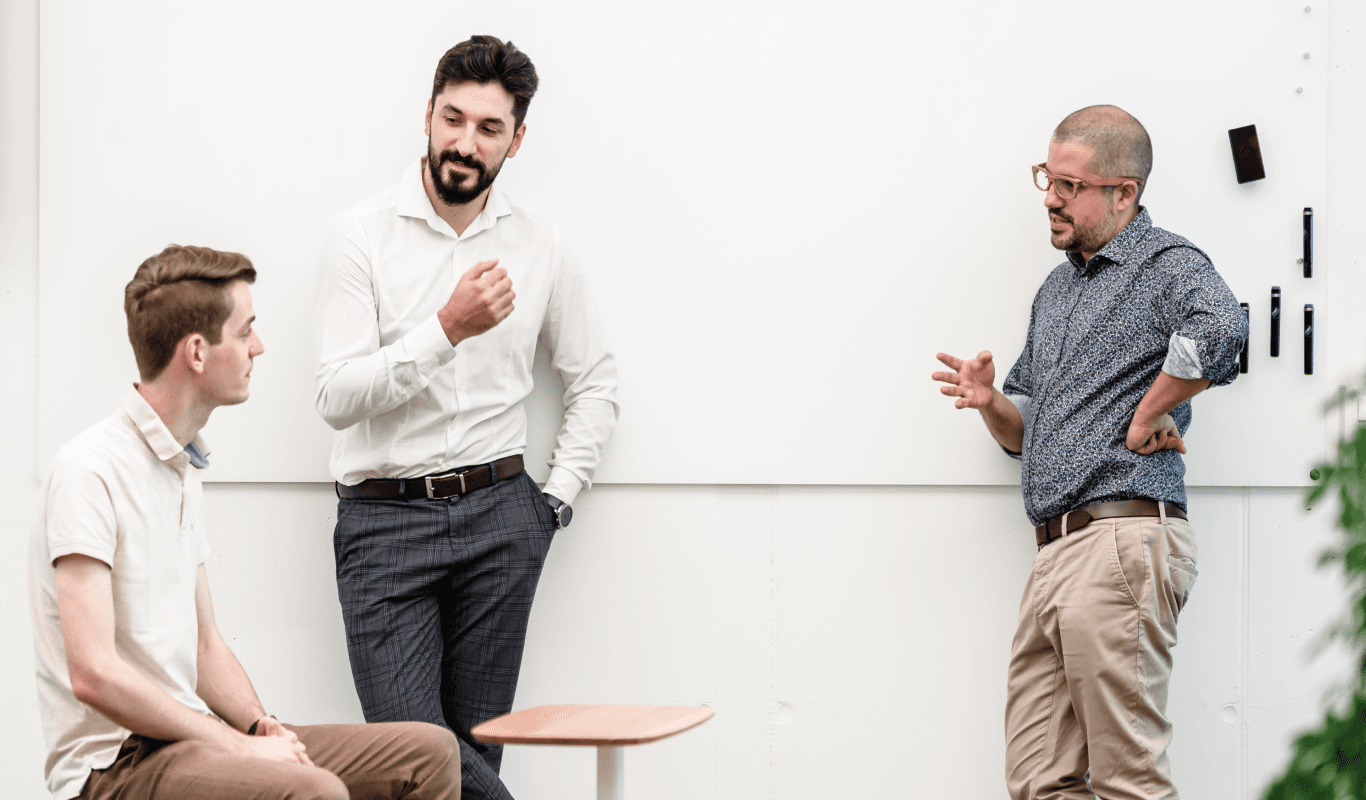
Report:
471,704,714,746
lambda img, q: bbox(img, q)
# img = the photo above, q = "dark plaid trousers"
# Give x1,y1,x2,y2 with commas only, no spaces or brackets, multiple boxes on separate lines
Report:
334,469,557,800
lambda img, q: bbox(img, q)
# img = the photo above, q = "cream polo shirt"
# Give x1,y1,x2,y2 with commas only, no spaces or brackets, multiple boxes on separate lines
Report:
313,159,619,504
29,388,214,800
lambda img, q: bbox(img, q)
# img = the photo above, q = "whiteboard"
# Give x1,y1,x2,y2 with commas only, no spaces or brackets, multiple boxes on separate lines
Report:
39,0,1328,485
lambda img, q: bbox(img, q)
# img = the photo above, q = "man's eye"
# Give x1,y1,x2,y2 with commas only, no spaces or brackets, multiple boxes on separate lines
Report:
482,127,497,135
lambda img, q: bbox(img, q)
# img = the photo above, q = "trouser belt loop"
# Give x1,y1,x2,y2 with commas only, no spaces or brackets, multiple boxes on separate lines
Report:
1158,499,1167,525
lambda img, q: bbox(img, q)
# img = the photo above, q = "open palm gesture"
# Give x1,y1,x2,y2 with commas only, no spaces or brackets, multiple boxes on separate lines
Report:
932,351,998,410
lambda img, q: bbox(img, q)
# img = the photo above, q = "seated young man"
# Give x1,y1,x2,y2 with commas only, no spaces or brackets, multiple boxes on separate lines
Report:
29,245,462,800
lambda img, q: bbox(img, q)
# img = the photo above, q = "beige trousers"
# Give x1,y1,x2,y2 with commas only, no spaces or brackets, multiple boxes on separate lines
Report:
77,721,460,800
1005,510,1198,800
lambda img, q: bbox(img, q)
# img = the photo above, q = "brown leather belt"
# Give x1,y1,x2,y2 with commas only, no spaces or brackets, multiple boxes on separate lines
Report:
1035,498,1187,548
336,455,524,501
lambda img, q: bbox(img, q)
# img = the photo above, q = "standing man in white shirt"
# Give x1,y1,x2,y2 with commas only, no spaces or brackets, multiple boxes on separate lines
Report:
313,35,619,800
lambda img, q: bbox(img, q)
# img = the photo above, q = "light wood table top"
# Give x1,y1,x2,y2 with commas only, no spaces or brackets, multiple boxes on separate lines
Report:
472,704,714,747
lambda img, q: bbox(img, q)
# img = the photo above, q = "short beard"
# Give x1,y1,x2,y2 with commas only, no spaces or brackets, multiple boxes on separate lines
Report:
1050,196,1119,255
427,137,505,206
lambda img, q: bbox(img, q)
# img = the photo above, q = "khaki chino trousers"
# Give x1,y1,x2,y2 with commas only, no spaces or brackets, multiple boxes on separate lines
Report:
1005,509,1198,800
77,721,460,800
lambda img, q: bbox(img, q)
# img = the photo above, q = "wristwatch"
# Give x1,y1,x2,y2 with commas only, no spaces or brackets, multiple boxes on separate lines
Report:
544,493,573,529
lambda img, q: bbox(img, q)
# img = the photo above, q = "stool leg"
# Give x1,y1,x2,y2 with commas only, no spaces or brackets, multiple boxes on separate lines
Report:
597,746,624,800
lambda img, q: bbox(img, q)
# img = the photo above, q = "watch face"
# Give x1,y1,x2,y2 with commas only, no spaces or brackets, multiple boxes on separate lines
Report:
558,504,573,529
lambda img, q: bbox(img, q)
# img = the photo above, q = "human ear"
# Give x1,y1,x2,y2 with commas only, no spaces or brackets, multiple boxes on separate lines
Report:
1115,181,1139,213
424,99,433,138
506,123,527,159
180,333,209,376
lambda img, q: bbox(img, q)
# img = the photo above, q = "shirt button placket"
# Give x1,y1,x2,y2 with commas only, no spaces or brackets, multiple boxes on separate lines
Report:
448,243,462,463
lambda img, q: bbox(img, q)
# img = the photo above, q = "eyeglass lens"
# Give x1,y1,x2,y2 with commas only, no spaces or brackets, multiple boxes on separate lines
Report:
1033,168,1077,198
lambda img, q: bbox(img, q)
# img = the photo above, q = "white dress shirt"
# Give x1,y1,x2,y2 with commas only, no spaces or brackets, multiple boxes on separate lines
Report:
30,388,214,800
314,159,618,505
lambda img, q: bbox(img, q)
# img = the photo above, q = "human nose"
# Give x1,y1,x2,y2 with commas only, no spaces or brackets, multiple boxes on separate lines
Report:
250,331,265,357
1043,182,1064,209
454,123,479,157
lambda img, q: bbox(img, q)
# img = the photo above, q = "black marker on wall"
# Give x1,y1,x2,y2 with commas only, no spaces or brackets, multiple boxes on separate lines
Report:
1303,208,1313,278
1270,286,1281,357
1304,304,1314,375
1239,302,1250,373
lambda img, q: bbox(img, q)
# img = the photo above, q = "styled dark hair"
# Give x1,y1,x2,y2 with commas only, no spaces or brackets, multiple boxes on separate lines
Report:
124,244,257,380
431,36,539,128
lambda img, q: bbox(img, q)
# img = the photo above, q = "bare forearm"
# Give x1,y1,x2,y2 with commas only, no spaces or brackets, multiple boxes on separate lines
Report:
72,657,241,749
980,388,1025,453
196,635,268,732
1135,372,1211,424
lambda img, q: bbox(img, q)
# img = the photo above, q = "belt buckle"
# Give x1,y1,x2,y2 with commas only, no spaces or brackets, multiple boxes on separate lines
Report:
425,471,467,500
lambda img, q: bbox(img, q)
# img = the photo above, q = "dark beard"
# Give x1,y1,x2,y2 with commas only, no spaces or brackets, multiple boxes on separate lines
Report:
427,140,503,206
1049,206,1118,254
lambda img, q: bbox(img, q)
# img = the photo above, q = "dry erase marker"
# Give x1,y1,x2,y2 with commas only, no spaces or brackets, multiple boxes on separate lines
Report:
1270,286,1281,357
1303,208,1313,278
1304,304,1314,375
1239,302,1249,373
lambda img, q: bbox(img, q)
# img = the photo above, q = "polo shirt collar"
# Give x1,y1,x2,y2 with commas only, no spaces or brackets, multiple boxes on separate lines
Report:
122,386,211,467
1067,206,1153,275
397,157,514,240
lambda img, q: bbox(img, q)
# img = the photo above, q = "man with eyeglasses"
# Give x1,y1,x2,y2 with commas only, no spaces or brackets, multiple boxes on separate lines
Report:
932,105,1246,799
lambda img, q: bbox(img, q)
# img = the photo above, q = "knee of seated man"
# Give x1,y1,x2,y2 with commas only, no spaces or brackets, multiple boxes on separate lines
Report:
402,721,460,756
283,768,349,800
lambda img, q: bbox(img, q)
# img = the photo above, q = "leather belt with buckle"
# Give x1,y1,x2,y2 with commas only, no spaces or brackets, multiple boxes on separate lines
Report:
1035,498,1187,548
335,455,525,501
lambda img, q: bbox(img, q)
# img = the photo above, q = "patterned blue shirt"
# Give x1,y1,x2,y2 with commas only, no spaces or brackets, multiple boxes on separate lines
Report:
1002,208,1247,527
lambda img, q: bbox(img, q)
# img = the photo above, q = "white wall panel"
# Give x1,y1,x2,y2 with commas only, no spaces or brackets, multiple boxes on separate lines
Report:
771,487,1034,798
0,0,49,795
199,484,362,726
1246,489,1358,797
1167,488,1246,799
34,0,1331,486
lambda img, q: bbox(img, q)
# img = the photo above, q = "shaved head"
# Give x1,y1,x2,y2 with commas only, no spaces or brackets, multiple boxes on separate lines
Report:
1052,105,1152,201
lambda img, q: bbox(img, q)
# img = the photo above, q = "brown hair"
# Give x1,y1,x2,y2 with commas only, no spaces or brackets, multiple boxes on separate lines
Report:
124,244,257,380
1053,105,1153,202
431,36,540,128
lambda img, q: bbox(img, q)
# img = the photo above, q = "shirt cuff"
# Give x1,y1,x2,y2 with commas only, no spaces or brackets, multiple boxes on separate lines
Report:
543,467,585,507
1162,333,1204,380
49,541,114,569
404,314,458,374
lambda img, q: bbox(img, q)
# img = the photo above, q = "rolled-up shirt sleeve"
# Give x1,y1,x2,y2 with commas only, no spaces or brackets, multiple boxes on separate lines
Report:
313,216,458,431
1156,252,1248,387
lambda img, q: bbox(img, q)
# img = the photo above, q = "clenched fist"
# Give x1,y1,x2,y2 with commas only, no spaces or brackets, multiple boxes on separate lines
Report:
438,259,515,345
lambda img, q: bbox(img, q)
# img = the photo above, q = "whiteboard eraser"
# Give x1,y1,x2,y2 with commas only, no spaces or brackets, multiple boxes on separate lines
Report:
1228,125,1266,183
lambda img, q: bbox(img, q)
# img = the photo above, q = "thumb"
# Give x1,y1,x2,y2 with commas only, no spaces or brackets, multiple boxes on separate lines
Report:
462,259,500,281
977,350,993,365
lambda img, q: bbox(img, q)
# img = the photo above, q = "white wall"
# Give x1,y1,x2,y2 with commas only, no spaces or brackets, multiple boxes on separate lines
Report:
32,0,1338,488
3,1,1365,798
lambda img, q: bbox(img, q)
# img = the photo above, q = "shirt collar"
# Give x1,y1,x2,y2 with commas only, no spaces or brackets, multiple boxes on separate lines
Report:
396,157,513,240
121,386,212,468
1067,206,1153,274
